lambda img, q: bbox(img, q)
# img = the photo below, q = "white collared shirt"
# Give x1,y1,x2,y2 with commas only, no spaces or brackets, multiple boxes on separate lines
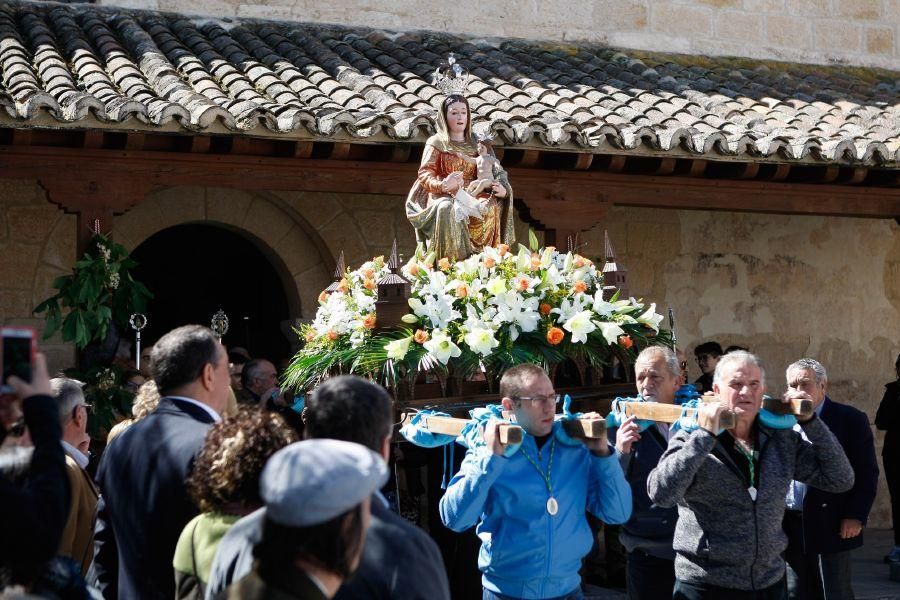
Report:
785,400,826,510
61,440,89,470
167,396,221,423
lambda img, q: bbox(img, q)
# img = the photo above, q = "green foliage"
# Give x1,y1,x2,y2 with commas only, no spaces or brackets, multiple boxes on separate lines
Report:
33,234,152,349
63,364,136,439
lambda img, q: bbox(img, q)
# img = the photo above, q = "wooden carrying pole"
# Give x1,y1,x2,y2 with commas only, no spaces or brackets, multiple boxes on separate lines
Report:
401,413,524,445
762,396,814,418
618,401,736,430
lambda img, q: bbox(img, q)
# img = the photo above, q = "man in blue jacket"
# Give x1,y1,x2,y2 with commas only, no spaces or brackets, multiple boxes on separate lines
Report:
440,363,632,600
783,358,879,600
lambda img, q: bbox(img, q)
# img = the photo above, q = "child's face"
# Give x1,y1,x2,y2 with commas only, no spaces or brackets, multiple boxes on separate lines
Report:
478,143,489,156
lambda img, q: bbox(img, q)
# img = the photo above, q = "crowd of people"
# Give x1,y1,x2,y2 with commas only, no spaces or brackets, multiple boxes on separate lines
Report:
0,325,898,600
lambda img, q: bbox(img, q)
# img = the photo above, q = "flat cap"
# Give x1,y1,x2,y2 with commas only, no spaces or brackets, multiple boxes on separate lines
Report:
260,438,388,527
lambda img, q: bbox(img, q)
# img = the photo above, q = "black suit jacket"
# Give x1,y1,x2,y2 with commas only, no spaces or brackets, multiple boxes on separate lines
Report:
335,498,451,600
876,381,900,457
801,397,879,554
92,397,215,600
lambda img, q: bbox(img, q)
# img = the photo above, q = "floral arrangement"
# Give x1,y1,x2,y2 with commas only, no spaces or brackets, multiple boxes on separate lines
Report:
284,242,669,394
62,364,137,439
34,234,152,349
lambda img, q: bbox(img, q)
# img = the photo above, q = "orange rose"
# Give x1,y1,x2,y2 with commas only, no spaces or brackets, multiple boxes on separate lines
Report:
362,268,376,279
573,255,586,268
364,278,376,290
337,278,350,293
618,335,633,349
409,263,420,276
484,257,496,269
456,284,469,298
414,329,430,344
572,280,587,293
517,277,530,292
539,303,552,316
327,330,339,341
318,291,329,303
497,243,510,256
530,255,542,271
438,257,451,271
545,246,556,252
546,327,564,345
363,314,377,329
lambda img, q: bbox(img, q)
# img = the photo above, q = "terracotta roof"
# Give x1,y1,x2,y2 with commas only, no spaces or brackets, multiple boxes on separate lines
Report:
2,1,900,166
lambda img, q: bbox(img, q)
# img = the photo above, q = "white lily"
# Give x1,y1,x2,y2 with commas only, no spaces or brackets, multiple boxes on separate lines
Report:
385,336,413,360
540,247,555,268
492,291,540,340
552,295,589,325
424,330,462,364
486,276,507,296
464,327,499,356
637,303,664,331
591,292,617,318
516,245,531,271
563,310,597,344
598,322,626,345
408,295,460,330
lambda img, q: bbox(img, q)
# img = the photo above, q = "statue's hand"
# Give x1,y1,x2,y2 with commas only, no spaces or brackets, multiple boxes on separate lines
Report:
491,182,507,198
442,172,464,194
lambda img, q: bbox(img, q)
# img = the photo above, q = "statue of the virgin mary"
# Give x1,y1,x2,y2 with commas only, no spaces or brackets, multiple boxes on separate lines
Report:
405,67,515,261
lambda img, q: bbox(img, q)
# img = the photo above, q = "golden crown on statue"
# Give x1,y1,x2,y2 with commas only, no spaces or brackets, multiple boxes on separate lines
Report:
432,53,470,95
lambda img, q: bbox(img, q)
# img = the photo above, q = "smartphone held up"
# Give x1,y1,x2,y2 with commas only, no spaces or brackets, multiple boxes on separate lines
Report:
1,326,36,394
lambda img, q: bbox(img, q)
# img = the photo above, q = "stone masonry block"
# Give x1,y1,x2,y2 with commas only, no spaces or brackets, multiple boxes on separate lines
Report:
0,242,40,290
784,0,829,17
865,27,894,55
42,214,76,271
715,10,766,43
652,3,713,37
767,14,813,47
593,0,648,30
834,0,880,20
814,19,862,52
8,205,60,244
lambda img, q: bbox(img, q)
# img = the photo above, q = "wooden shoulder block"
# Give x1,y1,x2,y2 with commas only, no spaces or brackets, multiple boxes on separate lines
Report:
762,396,814,418
618,401,735,430
562,417,607,439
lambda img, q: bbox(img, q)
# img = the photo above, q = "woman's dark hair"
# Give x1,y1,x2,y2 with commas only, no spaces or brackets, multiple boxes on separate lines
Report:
255,504,366,579
442,93,467,113
187,408,297,513
151,325,220,396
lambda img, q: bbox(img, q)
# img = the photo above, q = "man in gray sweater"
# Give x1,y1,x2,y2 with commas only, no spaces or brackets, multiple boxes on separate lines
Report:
648,351,854,600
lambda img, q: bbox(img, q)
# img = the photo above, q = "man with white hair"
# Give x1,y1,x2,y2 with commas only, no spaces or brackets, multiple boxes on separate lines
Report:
648,351,854,599
611,346,682,600
51,377,98,576
783,359,879,600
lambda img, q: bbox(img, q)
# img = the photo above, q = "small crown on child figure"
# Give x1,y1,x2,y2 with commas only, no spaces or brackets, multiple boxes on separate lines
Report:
432,53,470,95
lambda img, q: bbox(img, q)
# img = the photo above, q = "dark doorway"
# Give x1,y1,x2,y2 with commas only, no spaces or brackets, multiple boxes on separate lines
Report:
130,224,292,364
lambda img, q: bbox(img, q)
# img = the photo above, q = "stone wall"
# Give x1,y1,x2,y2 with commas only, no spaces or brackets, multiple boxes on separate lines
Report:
581,207,900,527
101,0,900,69
0,179,76,376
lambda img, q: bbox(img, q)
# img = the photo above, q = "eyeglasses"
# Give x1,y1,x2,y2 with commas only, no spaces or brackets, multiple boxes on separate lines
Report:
514,394,561,407
679,361,688,370
72,403,93,419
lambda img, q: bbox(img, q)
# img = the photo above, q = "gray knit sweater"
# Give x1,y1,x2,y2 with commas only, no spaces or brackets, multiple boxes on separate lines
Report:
647,416,854,591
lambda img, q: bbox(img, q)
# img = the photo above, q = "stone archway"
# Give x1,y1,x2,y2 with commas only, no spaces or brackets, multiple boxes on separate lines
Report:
114,186,335,323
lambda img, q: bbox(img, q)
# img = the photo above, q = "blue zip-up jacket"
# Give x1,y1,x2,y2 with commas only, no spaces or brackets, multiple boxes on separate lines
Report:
439,421,632,599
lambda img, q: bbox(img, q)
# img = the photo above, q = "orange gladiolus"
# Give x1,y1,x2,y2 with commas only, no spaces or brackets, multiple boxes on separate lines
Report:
573,255,586,268
539,303,552,316
318,291,329,303
546,327,564,345
456,284,469,298
517,277,530,292
304,331,316,342
327,330,339,341
484,257,496,269
572,280,587,293
362,268,376,279
414,329,430,344
363,314,377,329
409,263,420,276
530,256,542,271
364,278,376,290
338,278,350,293
497,243,510,256
618,335,633,349
438,257,451,271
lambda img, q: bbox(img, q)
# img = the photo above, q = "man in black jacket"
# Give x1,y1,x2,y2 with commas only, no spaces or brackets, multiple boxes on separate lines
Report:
91,325,231,599
0,352,70,584
610,346,682,600
205,375,451,600
783,358,879,600
876,353,900,563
